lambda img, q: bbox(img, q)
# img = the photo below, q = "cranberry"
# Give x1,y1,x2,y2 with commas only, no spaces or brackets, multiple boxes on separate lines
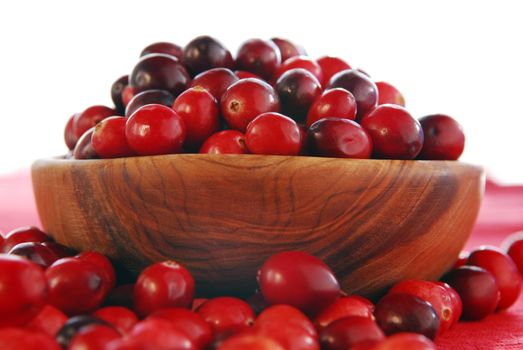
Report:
221,78,280,131
76,251,116,293
126,318,196,350
2,226,50,253
190,67,239,102
371,333,436,350
104,284,135,309
274,55,323,84
319,316,385,350
69,325,121,350
173,87,220,149
0,328,60,350
503,231,523,274
453,250,469,269
141,41,183,60
125,104,186,156
271,37,301,63
306,88,357,127
125,89,175,117
42,241,76,258
361,104,424,159
8,242,59,267
129,54,190,96
73,105,116,140
200,130,248,154
25,304,67,337
56,315,109,348
46,257,106,315
149,308,213,349
111,75,129,114
236,39,281,81
0,254,47,327
434,282,462,325
183,35,234,75
73,127,99,160
218,334,285,350
65,113,79,150
417,114,465,160
316,56,351,87
121,85,136,107
235,70,263,80
197,297,255,338
276,68,322,122
467,246,521,310
376,81,405,107
134,260,194,317
91,116,134,158
374,293,439,340
314,296,374,332
327,69,378,119
93,306,138,334
245,112,302,156
443,266,500,320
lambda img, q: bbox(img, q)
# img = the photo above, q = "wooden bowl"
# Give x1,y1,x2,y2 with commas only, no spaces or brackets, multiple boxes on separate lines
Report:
32,155,484,297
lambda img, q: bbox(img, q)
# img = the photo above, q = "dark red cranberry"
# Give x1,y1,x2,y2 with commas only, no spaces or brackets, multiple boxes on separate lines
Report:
328,69,378,120
374,293,439,340
271,37,301,62
125,89,175,117
129,54,190,96
121,85,135,107
183,35,234,75
245,112,302,156
173,87,220,149
435,282,462,326
76,251,116,293
73,105,116,140
221,78,280,131
41,242,76,258
192,298,208,311
3,226,50,253
103,284,135,309
197,297,255,338
91,117,134,158
503,231,523,274
65,114,78,150
73,127,98,160
320,316,385,350
376,81,405,106
55,315,109,348
25,305,68,337
124,318,197,350
235,70,263,80
190,67,239,101
141,41,183,60
8,242,59,267
134,260,195,317
314,296,374,332
274,55,323,84
276,68,322,122
236,39,281,81
200,130,248,154
125,104,186,156
0,328,60,350
417,114,465,160
93,306,138,334
371,333,436,350
306,88,357,127
361,104,424,159
111,75,129,114
219,334,285,350
0,254,47,327
68,324,121,350
443,266,500,320
467,246,521,310
316,56,351,87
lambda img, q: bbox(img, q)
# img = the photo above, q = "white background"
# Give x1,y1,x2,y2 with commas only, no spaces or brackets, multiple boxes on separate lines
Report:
0,0,521,183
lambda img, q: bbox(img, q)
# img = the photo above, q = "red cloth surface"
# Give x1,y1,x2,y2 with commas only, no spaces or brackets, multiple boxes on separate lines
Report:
1,169,523,349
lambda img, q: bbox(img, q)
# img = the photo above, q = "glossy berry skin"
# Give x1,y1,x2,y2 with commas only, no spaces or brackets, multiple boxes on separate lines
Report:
125,104,186,156
173,87,220,149
200,130,248,154
503,231,523,274
130,54,191,96
276,68,322,122
258,251,340,315
361,104,424,159
196,297,255,338
93,306,138,334
25,305,68,337
91,117,134,158
0,328,60,350
76,251,116,293
2,226,49,253
41,242,76,258
274,55,323,84
314,296,374,331
46,257,106,315
417,114,465,160
467,246,521,310
443,266,500,320
126,318,197,350
68,325,121,350
141,41,183,60
8,242,59,267
190,68,239,102
376,81,405,107
328,69,378,120
0,254,47,327
55,315,110,348
65,113,78,150
218,334,285,350
134,260,195,317
306,88,357,127
221,78,280,131
271,37,301,63
319,316,385,350
236,39,282,81
371,333,436,350
121,85,135,107
308,118,373,159
316,56,351,87
453,250,470,269
235,70,263,80
374,293,440,340
73,127,98,159
73,105,116,140
435,282,462,325
125,89,175,117
183,35,234,76
111,75,129,114
246,112,302,156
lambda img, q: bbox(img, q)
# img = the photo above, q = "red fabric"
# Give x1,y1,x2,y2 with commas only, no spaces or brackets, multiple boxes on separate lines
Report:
1,170,523,348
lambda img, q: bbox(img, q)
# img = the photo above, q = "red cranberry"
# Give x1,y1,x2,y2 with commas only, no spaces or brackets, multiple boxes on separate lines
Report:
417,114,465,160
245,112,302,156
124,318,196,350
134,260,194,317
218,334,285,350
221,78,280,131
361,104,424,159
192,298,209,311
372,333,436,350
320,316,385,350
2,226,50,253
314,296,374,331
197,297,255,338
91,116,134,158
328,69,378,120
41,242,76,258
306,88,357,127
111,75,129,114
374,293,439,340
236,38,281,81
183,35,234,75
93,306,138,334
274,55,323,84
467,246,521,310
316,56,351,87
69,325,121,350
235,70,263,80
0,254,47,327
65,114,79,150
258,251,340,315
0,328,60,350
190,68,239,102
453,250,469,269
271,38,301,63
200,130,249,154
172,87,220,149
25,304,67,337
276,68,322,122
503,231,523,274
121,85,135,107
130,54,190,96
76,251,116,293
443,266,500,320
73,105,116,140
8,242,59,267
125,89,175,117
376,81,405,106
73,127,98,159
104,284,135,309
55,315,110,348
125,104,186,156
434,282,462,325
141,41,183,60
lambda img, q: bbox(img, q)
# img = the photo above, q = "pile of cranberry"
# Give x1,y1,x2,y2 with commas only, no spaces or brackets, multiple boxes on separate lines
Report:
1,226,523,349
65,36,465,161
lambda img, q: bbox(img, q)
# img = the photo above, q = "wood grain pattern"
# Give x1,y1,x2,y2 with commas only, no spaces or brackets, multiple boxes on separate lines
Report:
31,155,484,297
